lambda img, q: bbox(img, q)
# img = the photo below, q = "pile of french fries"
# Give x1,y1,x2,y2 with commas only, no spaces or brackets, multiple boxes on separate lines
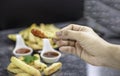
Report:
7,54,62,76
8,23,60,50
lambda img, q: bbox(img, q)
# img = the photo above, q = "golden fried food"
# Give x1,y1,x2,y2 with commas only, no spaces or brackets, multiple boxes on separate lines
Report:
7,54,62,76
7,68,24,73
11,56,41,76
7,63,24,73
15,73,32,76
8,34,16,41
33,54,47,71
8,23,59,50
31,29,47,38
7,63,17,69
44,62,62,75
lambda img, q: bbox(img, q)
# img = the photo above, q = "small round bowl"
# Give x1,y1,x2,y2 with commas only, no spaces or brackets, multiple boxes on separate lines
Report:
41,50,61,63
12,34,33,57
13,47,33,57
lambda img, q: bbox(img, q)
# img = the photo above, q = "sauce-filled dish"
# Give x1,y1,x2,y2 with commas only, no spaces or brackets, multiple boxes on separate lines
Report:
12,34,33,57
15,48,30,54
40,39,61,63
43,51,59,58
41,50,61,63
13,47,33,57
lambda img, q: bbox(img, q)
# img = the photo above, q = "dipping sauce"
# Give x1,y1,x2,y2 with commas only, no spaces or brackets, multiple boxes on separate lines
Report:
43,51,59,58
16,48,30,54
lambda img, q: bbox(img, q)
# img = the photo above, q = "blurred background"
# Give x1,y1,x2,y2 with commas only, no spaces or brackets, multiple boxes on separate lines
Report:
0,0,120,40
0,0,84,30
0,0,120,33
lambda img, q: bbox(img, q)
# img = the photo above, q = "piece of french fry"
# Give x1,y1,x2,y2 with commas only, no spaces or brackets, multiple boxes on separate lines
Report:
33,54,41,61
7,63,24,73
25,41,41,50
11,56,41,76
8,34,16,41
7,63,17,69
15,73,32,76
28,32,36,43
44,62,62,75
18,56,24,61
7,68,24,73
7,65,24,74
34,54,47,71
19,28,29,40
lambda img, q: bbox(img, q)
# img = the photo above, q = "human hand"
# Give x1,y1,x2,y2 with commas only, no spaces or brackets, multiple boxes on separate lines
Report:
54,24,114,67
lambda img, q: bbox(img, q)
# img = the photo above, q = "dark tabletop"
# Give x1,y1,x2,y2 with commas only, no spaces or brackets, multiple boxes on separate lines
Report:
0,21,87,76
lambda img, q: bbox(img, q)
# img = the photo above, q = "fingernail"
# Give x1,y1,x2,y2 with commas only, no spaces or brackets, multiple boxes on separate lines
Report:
56,31,62,36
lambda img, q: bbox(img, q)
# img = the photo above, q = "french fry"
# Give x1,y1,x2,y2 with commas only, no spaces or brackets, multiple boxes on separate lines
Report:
39,23,46,31
33,54,41,61
25,41,41,50
7,63,17,69
34,54,47,71
18,56,24,61
15,73,32,76
28,32,36,43
8,34,16,41
11,56,41,76
19,28,29,40
44,62,62,75
7,63,25,73
7,68,24,73
36,38,43,46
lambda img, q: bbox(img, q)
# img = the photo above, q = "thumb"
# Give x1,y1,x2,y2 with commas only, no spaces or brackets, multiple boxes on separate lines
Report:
56,30,88,41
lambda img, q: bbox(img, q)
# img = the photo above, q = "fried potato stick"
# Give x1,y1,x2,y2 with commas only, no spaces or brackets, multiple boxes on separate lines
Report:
34,54,47,71
15,73,32,76
7,68,24,73
31,29,47,38
7,63,17,69
11,56,41,76
44,62,62,75
7,63,24,73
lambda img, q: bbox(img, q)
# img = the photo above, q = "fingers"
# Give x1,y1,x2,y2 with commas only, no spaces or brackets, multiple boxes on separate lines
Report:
60,24,92,32
56,29,88,41
61,24,81,31
56,24,81,37
53,39,75,47
75,42,83,57
59,42,83,56
56,24,93,40
59,46,76,55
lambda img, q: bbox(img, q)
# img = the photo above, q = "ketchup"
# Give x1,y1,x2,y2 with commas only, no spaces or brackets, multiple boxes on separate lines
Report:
16,48,30,54
43,51,59,58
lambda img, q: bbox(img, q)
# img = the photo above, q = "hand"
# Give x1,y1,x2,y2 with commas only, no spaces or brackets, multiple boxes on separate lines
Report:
54,24,115,67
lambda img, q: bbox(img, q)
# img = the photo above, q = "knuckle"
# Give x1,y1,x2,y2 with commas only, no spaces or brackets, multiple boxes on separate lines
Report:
86,27,93,31
68,24,75,27
69,41,75,46
69,47,74,52
56,41,61,47
62,30,69,36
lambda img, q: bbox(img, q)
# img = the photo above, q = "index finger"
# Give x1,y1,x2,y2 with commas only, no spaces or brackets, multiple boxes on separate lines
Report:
61,24,81,31
56,24,83,37
61,24,93,32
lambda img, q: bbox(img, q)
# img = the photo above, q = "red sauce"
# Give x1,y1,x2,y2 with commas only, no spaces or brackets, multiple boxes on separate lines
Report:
16,48,30,54
43,51,59,58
